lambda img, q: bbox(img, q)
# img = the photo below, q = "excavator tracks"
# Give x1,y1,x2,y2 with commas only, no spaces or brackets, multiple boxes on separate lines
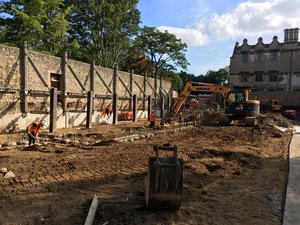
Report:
0,165,148,195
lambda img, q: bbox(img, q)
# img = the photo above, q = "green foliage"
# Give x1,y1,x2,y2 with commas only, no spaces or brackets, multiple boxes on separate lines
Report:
197,66,229,85
171,73,184,92
66,0,140,68
177,71,196,85
175,66,230,92
0,0,228,88
0,0,74,55
216,66,230,85
134,26,189,78
0,0,25,46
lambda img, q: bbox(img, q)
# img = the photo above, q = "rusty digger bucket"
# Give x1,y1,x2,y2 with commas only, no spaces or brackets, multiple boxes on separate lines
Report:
145,145,183,210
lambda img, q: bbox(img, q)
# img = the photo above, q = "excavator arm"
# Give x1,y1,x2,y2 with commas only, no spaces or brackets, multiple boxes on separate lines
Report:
165,81,231,123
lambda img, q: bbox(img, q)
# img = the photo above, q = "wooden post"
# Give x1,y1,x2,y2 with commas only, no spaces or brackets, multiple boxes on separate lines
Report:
90,60,95,92
154,72,157,109
147,95,151,120
113,66,118,95
143,72,147,111
133,94,137,122
160,96,164,118
86,91,93,129
113,93,118,125
19,41,27,114
167,96,171,113
129,69,133,111
160,76,163,98
90,60,95,113
113,66,118,125
50,88,57,133
61,51,68,115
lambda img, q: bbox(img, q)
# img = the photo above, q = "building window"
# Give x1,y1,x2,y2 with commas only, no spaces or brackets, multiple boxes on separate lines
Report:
241,52,248,62
271,51,278,61
255,52,263,61
255,72,263,82
240,73,248,82
269,72,278,82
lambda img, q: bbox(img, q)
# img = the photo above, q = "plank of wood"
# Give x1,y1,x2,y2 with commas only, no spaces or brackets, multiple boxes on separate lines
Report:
84,195,100,225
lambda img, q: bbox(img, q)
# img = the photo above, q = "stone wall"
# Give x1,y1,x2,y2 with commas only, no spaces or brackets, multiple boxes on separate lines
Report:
0,44,172,132
249,91,300,107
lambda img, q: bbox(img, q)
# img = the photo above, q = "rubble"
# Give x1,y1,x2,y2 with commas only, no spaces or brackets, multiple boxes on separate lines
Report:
2,142,16,147
1,168,8,174
3,170,16,179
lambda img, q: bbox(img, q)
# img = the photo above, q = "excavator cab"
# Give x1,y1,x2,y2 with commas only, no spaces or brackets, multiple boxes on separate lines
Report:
223,88,260,125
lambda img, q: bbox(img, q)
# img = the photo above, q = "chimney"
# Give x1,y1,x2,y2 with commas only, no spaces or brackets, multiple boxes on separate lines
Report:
295,28,299,42
284,29,289,42
284,28,299,42
291,28,295,42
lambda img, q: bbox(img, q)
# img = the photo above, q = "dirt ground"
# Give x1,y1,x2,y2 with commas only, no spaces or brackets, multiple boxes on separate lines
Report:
0,114,293,225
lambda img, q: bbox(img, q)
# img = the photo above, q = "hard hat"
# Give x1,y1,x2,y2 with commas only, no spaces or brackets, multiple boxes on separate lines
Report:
40,121,47,127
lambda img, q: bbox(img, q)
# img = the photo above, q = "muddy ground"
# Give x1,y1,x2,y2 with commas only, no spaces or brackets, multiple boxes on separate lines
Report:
0,114,293,225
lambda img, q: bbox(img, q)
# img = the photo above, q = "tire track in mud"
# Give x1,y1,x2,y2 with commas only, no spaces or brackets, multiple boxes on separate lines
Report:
0,164,148,194
0,125,195,196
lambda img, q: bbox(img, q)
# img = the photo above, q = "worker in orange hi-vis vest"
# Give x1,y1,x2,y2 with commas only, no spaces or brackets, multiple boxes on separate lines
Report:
149,111,155,128
26,121,46,146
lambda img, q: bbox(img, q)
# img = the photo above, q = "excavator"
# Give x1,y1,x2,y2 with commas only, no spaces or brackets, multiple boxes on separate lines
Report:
144,82,260,210
162,81,260,126
145,82,260,210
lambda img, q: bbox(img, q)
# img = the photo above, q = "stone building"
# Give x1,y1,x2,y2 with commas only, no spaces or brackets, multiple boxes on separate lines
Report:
229,28,300,92
229,28,300,106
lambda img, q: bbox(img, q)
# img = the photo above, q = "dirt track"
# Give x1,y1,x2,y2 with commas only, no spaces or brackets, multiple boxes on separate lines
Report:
0,116,292,225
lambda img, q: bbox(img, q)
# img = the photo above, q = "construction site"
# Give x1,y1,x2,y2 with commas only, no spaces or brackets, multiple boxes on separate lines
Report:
2,0,300,222
1,42,300,225
0,70,297,225
0,112,295,225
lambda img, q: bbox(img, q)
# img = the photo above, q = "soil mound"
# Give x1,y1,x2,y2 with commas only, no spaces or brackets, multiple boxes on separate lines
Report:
22,145,40,151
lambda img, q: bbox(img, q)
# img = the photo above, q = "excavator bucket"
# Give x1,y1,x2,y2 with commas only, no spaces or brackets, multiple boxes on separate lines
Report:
145,145,183,210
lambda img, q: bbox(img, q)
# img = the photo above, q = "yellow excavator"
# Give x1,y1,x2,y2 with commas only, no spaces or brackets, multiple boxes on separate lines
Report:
162,81,260,126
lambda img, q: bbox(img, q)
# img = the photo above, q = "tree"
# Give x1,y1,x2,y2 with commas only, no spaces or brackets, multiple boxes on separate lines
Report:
134,26,189,93
196,67,229,85
178,71,197,86
170,73,183,92
216,66,230,85
0,0,27,46
66,0,140,68
0,0,75,55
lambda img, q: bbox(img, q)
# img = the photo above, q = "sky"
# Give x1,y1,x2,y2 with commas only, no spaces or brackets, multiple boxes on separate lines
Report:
137,0,300,75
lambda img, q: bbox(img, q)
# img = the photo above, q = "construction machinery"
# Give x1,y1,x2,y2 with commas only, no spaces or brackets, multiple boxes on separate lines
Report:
260,99,282,112
162,81,260,126
270,100,282,112
145,145,183,209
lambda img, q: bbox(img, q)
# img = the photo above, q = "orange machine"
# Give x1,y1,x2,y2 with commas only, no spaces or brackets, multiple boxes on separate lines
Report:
162,81,260,126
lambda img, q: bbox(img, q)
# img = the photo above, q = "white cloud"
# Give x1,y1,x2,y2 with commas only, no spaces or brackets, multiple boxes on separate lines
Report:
157,26,208,47
208,0,300,39
157,0,300,47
